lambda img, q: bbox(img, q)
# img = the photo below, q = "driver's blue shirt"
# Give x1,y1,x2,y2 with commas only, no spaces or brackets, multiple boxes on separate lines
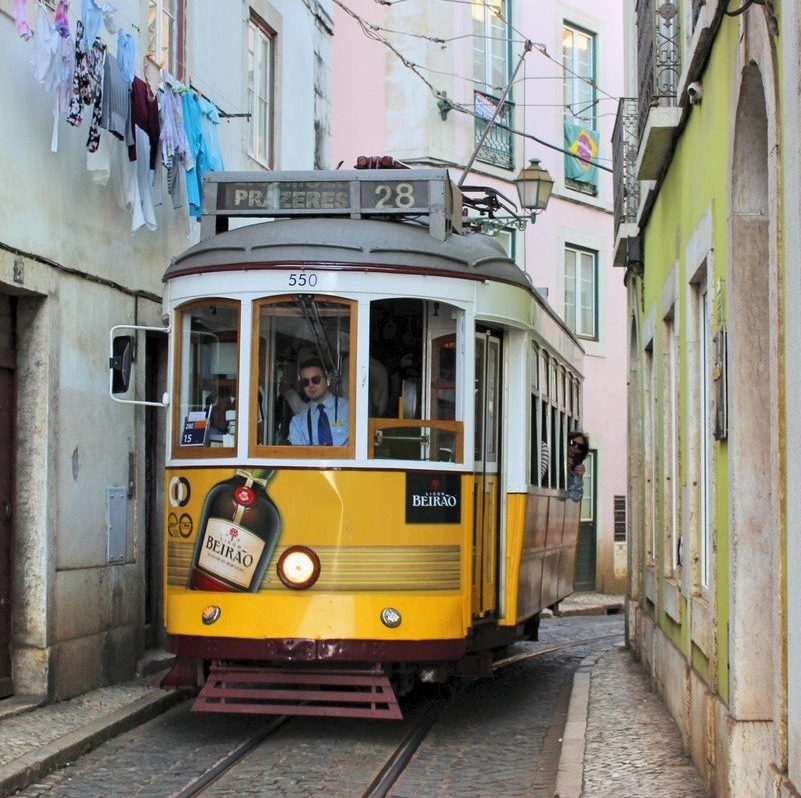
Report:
288,393,349,446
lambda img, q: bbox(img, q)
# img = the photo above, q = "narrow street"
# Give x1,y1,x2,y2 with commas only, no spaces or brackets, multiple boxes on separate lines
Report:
16,615,623,798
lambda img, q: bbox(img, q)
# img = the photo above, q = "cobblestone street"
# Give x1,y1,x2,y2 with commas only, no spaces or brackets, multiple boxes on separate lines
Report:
13,615,624,798
582,647,707,798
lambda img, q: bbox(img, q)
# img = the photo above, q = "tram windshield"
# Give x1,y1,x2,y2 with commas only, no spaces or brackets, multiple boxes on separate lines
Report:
253,296,355,449
172,294,464,463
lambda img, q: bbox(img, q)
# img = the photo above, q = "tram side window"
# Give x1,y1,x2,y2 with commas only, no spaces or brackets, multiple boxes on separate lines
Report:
253,296,353,451
175,301,239,451
369,298,463,463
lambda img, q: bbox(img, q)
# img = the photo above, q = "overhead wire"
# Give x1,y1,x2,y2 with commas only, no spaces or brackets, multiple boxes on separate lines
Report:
468,0,623,105
369,0,622,109
333,0,614,172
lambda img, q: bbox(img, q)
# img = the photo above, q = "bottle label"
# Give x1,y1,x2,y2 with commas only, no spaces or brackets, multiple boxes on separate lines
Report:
197,517,266,589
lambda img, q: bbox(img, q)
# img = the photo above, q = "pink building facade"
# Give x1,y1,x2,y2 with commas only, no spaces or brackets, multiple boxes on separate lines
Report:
332,0,627,592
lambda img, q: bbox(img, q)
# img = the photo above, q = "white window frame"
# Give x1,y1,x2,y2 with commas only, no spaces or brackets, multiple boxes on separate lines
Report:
643,340,656,566
472,0,509,91
248,14,275,168
697,284,712,589
564,245,598,339
562,23,596,126
663,309,679,575
147,0,179,76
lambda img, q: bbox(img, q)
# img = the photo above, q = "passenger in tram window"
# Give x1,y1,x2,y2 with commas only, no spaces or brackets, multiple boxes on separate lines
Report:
288,358,349,446
566,430,589,502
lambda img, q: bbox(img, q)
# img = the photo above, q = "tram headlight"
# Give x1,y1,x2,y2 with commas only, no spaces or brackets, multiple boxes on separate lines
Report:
202,606,221,625
277,546,321,589
380,607,402,628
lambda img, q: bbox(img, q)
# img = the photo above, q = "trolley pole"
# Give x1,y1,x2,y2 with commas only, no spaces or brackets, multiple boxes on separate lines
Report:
457,39,533,188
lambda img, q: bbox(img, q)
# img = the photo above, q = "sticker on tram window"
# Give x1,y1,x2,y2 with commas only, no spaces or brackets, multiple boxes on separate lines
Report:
181,411,209,446
288,273,318,288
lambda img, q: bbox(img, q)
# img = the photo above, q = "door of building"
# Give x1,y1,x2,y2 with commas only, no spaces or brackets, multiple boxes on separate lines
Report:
574,451,597,591
472,329,502,617
0,294,16,697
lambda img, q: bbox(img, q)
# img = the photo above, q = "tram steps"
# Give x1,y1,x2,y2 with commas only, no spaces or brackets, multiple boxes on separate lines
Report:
192,663,403,719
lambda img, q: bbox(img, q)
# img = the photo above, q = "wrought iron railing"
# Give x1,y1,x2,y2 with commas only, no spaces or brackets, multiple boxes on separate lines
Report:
636,0,681,137
613,98,640,233
474,91,514,170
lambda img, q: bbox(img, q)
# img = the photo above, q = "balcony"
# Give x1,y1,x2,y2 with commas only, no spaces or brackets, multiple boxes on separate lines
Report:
612,98,641,268
636,0,681,181
613,98,640,233
474,91,514,170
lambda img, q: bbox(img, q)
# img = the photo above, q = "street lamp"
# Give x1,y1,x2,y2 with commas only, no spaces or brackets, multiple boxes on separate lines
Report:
465,158,554,234
515,158,553,218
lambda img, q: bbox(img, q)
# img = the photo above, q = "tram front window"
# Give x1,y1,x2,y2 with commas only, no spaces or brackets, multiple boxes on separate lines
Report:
175,300,239,452
369,298,463,463
253,296,354,452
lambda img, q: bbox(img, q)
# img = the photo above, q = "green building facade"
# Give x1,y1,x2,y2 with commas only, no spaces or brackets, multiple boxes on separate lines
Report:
616,1,800,794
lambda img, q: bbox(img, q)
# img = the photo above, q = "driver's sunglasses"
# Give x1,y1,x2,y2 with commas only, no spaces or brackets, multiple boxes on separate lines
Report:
301,375,324,387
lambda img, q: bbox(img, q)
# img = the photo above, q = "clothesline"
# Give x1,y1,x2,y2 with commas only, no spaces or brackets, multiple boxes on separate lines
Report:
188,83,252,121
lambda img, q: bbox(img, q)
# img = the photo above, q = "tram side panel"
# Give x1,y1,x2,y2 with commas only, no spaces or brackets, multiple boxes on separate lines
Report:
504,488,576,626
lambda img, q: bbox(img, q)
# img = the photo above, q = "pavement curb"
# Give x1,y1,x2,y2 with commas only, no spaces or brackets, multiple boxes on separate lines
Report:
0,688,190,798
554,651,605,798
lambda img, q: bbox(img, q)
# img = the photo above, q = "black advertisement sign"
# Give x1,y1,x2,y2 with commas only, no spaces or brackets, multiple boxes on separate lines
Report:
406,473,461,524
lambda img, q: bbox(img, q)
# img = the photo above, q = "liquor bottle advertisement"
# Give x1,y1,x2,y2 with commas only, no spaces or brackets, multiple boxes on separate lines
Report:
182,468,282,592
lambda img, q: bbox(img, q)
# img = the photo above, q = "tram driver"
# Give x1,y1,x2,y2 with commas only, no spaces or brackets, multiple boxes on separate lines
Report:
288,358,349,446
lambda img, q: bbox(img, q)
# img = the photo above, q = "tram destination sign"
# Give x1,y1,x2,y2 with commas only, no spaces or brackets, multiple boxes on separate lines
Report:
219,180,351,213
216,178,430,216
203,170,460,241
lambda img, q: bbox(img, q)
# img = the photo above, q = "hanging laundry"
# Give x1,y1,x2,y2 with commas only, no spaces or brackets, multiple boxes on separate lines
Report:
30,5,73,153
100,53,130,141
159,74,193,209
81,0,103,45
125,76,162,232
54,1,71,38
67,19,108,152
129,76,160,170
143,55,161,97
182,92,224,218
115,136,157,234
160,74,191,168
117,29,135,85
13,0,33,40
52,35,75,152
198,97,225,173
87,130,112,185
32,4,62,92
102,3,118,34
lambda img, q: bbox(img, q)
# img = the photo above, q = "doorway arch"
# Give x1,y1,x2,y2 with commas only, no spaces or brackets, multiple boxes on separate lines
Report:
727,50,779,727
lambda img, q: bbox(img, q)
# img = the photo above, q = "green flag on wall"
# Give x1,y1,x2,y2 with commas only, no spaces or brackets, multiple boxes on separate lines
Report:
564,121,599,185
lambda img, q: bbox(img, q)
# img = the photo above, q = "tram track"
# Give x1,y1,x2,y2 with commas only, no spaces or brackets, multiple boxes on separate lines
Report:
169,631,622,798
491,632,624,672
169,715,292,798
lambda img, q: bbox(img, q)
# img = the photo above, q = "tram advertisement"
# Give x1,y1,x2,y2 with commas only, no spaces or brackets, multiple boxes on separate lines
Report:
166,468,467,595
168,468,281,593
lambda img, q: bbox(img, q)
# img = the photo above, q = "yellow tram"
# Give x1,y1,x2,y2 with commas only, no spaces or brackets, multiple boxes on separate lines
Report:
112,167,584,718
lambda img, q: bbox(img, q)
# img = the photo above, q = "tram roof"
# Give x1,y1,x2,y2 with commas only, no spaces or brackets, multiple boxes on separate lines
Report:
165,217,535,292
